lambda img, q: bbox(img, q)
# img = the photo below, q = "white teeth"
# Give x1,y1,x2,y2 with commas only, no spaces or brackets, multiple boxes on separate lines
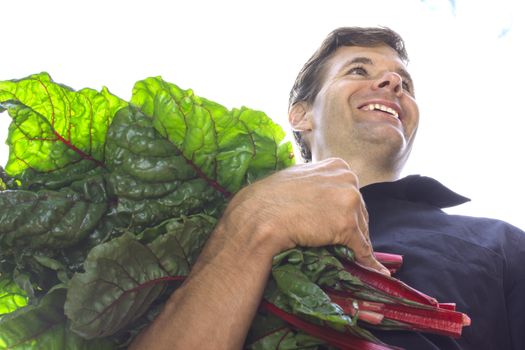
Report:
387,107,398,118
364,104,399,118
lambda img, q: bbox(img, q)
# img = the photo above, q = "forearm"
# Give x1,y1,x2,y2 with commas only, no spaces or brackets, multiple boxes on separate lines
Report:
129,218,277,350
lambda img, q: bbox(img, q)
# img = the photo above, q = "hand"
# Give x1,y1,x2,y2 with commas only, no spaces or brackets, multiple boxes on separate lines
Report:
221,157,389,275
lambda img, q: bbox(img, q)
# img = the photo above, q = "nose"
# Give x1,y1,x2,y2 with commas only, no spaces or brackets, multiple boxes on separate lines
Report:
372,71,403,96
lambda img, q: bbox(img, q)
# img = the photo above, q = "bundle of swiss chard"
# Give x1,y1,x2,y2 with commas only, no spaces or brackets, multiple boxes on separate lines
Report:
0,73,469,349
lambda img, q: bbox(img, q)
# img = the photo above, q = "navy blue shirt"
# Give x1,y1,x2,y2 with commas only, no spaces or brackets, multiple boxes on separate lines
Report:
361,175,525,350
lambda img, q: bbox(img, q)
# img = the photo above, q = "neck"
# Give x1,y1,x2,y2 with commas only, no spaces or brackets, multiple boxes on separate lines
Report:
343,157,402,188
312,153,405,188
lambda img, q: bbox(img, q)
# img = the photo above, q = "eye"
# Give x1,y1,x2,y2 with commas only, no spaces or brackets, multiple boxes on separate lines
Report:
402,80,414,95
347,66,368,76
402,81,411,92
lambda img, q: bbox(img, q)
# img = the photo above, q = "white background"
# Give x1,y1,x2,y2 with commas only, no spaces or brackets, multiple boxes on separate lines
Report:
1,0,524,229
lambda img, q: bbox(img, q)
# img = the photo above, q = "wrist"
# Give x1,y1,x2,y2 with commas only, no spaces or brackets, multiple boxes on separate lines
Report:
218,193,293,259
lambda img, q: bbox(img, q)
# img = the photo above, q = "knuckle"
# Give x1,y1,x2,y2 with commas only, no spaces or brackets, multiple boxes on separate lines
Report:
349,188,362,204
325,157,350,170
332,167,359,186
337,188,361,208
344,171,359,186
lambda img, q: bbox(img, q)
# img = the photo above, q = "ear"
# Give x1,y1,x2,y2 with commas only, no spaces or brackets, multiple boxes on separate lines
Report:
288,102,313,132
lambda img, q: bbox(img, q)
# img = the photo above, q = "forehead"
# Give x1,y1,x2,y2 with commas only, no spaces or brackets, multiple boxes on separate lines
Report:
323,45,410,78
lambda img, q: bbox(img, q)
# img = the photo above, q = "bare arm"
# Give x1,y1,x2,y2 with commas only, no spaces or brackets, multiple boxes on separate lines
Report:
129,158,389,350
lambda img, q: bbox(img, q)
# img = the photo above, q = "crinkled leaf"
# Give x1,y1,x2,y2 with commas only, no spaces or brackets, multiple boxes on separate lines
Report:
105,106,224,229
109,299,166,348
0,277,27,317
10,273,34,303
274,247,363,288
268,248,384,345
0,167,18,190
55,207,131,275
146,214,216,275
272,264,352,331
0,175,108,249
18,160,105,192
65,214,215,339
130,77,294,194
247,327,329,350
0,72,126,181
32,255,70,284
64,233,169,339
246,308,332,350
0,289,114,349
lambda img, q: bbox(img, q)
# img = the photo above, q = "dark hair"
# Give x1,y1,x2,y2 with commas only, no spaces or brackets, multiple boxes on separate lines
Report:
289,27,409,162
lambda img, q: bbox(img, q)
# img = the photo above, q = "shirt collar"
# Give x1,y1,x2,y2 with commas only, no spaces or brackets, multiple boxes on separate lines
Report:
360,175,470,209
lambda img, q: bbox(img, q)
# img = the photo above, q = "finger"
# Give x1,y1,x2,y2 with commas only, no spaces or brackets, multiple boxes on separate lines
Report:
356,249,391,276
356,198,389,274
350,221,390,276
359,200,370,242
362,200,369,224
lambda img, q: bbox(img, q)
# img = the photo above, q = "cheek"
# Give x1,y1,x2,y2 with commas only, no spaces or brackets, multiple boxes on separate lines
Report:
404,98,420,131
411,105,420,131
312,95,346,128
312,80,365,128
327,88,356,118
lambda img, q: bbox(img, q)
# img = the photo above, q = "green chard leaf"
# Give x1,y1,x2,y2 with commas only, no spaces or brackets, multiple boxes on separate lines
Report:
247,326,330,350
271,264,353,332
246,304,333,350
145,214,217,275
268,248,385,345
0,167,18,190
0,175,108,250
0,288,114,350
0,277,27,317
104,106,224,229
65,215,215,339
130,77,294,194
18,161,107,192
273,247,363,289
0,72,126,185
64,233,168,339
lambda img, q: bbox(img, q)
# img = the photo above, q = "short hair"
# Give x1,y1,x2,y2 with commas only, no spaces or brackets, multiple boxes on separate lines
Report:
289,27,409,162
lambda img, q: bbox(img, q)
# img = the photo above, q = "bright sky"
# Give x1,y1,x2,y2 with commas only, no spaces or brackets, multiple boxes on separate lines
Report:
1,0,524,229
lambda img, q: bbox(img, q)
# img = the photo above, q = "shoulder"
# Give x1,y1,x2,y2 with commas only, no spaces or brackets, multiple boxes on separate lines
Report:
436,213,525,294
444,214,525,256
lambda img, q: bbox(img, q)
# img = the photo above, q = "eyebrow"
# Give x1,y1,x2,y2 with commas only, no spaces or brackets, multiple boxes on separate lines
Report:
341,56,414,90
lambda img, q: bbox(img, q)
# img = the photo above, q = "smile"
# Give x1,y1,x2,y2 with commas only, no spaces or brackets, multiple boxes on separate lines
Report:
361,104,399,119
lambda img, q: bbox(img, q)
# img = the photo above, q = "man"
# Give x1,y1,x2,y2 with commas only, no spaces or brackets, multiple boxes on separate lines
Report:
130,27,525,349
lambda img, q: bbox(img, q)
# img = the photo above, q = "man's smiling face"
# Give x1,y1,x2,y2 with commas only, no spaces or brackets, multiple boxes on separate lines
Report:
295,45,419,169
